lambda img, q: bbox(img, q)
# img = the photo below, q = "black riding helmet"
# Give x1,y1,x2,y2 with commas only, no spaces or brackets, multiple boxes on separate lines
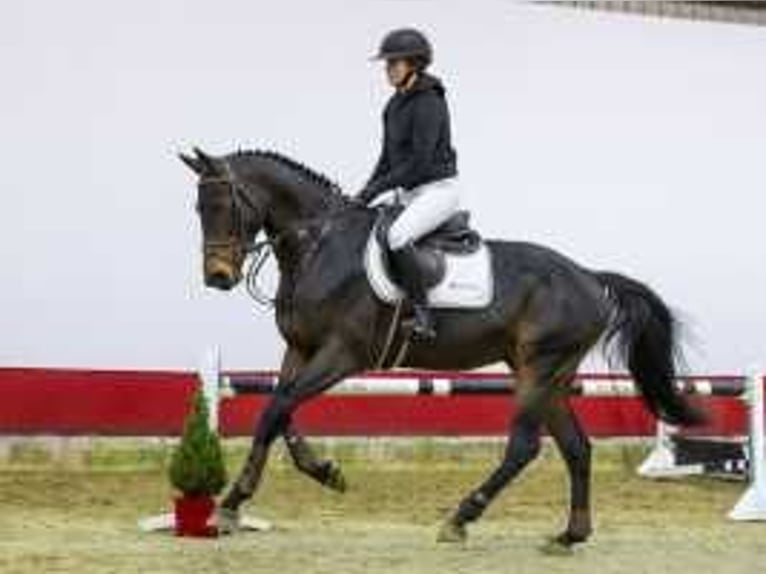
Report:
372,28,432,70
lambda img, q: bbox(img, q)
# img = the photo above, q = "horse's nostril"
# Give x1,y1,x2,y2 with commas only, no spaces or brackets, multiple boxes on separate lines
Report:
207,271,234,290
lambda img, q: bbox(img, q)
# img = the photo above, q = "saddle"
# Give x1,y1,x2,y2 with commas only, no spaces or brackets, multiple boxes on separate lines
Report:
375,206,483,289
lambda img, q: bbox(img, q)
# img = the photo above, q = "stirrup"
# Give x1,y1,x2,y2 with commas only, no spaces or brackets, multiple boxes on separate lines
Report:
409,305,436,341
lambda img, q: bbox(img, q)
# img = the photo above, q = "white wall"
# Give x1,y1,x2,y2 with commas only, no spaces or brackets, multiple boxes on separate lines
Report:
1,1,764,371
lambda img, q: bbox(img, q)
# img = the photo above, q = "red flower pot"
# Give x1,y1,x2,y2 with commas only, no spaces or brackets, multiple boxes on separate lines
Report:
174,495,217,537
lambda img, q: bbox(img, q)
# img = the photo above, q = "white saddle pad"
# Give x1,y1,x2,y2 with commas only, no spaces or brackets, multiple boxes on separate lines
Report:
364,230,494,309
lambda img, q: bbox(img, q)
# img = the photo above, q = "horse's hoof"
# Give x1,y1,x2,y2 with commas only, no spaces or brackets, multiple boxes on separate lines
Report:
436,519,467,543
538,534,580,556
539,538,574,556
215,507,241,535
324,462,347,493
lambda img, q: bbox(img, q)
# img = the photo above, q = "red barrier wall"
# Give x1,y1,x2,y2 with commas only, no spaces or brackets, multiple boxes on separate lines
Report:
0,368,747,437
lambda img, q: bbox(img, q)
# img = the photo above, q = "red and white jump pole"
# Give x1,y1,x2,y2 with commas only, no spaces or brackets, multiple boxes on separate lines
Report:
200,347,766,522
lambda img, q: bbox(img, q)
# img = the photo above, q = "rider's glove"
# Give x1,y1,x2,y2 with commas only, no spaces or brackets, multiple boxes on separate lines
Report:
353,187,375,206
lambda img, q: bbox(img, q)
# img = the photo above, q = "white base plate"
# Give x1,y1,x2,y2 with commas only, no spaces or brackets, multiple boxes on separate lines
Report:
138,512,272,533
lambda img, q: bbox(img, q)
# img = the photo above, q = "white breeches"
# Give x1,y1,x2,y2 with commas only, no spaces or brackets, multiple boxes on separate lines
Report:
387,179,461,251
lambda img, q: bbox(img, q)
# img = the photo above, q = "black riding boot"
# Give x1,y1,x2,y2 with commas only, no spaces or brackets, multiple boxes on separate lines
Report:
391,244,437,341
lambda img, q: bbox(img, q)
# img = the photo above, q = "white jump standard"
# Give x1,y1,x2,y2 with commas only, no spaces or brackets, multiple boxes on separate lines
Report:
138,347,272,535
638,369,766,521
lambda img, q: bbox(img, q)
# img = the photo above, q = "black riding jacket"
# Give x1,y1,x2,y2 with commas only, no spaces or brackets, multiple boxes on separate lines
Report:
360,73,457,202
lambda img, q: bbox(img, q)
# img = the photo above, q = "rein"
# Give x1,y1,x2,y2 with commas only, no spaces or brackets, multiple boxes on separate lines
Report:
245,239,276,308
244,215,336,309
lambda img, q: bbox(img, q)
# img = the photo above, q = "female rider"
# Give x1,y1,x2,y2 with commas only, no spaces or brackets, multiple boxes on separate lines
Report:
356,28,459,341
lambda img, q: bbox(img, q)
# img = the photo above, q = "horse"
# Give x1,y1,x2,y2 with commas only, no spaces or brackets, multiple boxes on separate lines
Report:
179,146,704,551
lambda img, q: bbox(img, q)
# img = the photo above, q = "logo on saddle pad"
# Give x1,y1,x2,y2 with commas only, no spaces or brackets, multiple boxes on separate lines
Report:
364,212,494,309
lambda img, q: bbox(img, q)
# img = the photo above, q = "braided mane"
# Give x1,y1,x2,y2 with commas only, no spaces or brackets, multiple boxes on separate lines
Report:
231,149,343,195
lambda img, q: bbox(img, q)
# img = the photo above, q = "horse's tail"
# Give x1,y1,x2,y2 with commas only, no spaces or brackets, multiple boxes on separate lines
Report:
596,271,706,426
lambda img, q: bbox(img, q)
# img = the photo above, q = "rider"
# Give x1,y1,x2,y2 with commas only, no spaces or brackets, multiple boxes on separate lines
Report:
356,28,459,341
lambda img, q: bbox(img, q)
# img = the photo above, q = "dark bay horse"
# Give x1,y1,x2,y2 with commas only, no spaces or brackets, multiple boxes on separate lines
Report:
180,147,703,551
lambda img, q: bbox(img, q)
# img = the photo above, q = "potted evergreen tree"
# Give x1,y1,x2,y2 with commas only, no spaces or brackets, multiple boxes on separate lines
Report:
168,386,227,537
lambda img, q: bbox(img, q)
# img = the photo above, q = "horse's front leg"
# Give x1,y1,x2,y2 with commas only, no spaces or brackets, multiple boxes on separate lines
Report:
278,347,347,492
218,338,360,532
283,426,347,493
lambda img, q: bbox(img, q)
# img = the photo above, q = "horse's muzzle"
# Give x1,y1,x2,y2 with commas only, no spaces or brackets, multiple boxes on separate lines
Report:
204,259,240,291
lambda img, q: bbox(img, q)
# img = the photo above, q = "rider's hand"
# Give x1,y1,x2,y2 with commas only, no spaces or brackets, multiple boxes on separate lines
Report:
351,189,372,206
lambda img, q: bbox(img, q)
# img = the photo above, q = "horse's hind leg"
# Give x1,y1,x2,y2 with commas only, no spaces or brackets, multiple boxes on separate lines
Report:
437,367,550,543
279,347,346,492
543,398,592,550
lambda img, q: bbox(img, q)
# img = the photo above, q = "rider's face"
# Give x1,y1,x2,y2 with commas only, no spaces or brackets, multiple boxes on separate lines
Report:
385,58,414,88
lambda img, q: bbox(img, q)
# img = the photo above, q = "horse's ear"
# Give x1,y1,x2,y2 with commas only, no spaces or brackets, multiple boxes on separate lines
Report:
178,151,205,174
193,146,220,176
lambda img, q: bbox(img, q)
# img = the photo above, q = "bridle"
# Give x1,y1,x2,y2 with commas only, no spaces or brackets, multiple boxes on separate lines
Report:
198,167,261,248
198,167,275,306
